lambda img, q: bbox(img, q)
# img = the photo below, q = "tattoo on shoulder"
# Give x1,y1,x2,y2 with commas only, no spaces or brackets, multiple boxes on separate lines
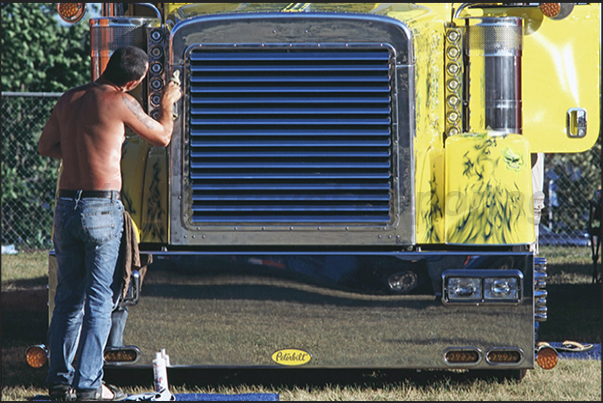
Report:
122,94,154,129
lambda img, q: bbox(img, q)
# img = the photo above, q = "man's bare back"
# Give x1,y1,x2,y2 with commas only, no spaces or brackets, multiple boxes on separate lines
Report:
39,68,181,191
40,45,183,401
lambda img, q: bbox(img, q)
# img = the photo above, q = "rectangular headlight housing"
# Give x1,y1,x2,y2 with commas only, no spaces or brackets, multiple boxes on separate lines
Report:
484,277,519,301
447,277,482,301
443,270,523,305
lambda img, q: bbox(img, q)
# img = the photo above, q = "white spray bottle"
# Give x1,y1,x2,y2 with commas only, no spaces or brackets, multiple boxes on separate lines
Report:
161,348,170,367
152,351,169,394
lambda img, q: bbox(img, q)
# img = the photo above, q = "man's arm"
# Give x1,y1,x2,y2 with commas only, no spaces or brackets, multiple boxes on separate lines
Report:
38,108,62,159
121,82,182,148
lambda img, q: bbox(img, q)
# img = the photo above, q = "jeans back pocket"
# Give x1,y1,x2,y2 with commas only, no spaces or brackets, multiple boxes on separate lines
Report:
81,203,123,244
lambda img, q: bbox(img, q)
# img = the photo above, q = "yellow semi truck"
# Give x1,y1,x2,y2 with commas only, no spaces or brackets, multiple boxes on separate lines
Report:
31,3,600,380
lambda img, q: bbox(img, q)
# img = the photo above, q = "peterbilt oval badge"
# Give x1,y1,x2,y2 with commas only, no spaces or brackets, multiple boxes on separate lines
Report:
271,348,312,366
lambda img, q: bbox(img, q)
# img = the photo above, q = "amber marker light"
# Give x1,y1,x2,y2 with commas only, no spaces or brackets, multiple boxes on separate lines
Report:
57,3,87,23
486,349,522,364
536,345,558,370
539,3,561,18
444,348,480,364
103,346,141,364
26,345,48,368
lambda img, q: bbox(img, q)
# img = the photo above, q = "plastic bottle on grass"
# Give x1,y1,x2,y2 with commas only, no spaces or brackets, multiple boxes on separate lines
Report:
153,352,169,392
161,348,170,367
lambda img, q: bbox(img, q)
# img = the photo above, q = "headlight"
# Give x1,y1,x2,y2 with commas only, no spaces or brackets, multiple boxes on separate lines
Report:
447,277,482,301
443,269,523,304
484,277,519,301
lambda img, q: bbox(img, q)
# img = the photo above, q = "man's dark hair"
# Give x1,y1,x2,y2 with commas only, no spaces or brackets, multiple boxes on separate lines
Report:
103,46,148,87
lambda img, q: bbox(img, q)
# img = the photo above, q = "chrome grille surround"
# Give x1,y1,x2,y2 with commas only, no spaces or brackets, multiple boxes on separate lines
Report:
168,13,415,246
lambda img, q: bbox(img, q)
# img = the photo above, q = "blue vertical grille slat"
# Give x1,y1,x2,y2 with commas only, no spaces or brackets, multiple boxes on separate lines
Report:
188,47,394,224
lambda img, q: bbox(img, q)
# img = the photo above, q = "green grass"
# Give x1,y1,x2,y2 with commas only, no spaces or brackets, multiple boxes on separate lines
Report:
1,360,601,401
1,250,48,291
539,245,593,265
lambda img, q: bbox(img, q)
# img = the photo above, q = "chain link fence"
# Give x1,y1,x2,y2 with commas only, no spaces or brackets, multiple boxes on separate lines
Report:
2,92,62,251
1,92,601,255
543,143,601,247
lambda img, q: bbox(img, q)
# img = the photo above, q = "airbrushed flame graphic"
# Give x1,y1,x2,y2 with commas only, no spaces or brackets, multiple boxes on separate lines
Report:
142,159,167,243
445,133,534,245
422,168,444,243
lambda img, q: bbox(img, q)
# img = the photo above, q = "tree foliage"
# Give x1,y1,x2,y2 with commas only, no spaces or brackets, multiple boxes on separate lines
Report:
1,3,91,92
1,3,92,248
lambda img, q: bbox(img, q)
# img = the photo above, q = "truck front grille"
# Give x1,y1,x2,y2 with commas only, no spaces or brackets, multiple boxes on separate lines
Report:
187,46,394,225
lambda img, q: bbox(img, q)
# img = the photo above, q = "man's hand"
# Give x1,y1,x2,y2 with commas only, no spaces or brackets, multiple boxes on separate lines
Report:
161,81,182,108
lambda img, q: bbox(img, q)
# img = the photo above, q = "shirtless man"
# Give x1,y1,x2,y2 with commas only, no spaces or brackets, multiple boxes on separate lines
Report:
38,46,181,401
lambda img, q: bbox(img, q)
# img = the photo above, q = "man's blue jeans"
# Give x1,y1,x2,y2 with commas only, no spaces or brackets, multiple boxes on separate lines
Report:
46,195,124,392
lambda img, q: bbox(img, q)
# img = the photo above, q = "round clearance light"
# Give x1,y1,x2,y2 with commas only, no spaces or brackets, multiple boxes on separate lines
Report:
26,345,48,368
540,3,561,18
150,78,164,90
541,3,575,20
447,95,460,107
150,46,164,59
150,62,164,75
447,111,460,123
446,30,460,43
447,46,461,59
57,3,87,23
447,63,460,75
151,94,162,106
151,30,164,43
536,345,558,370
447,79,460,91
448,127,460,137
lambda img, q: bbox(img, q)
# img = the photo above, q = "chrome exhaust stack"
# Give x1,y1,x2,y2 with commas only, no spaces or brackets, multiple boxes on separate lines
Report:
90,17,161,81
462,17,523,134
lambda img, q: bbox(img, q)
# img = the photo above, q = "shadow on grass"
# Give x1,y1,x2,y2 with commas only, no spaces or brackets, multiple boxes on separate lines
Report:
102,366,528,391
1,276,49,291
546,262,600,282
538,283,601,344
1,292,48,388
